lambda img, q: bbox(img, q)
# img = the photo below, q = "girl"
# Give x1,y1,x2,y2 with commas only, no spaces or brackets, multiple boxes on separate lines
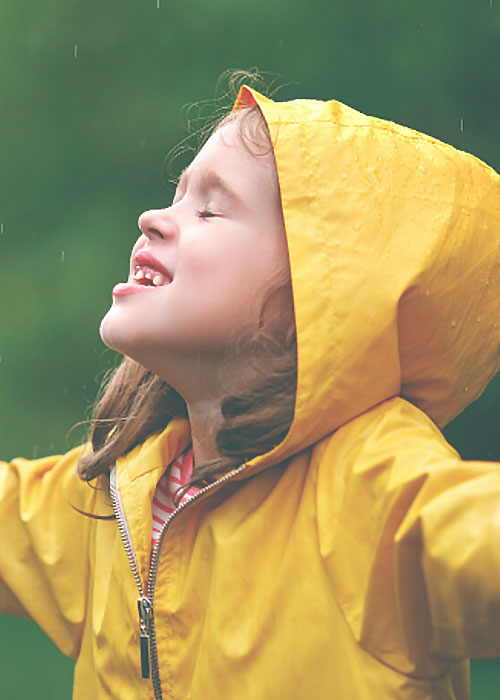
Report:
2,78,500,700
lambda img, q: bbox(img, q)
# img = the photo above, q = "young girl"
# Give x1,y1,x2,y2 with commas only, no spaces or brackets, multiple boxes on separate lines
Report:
2,79,500,700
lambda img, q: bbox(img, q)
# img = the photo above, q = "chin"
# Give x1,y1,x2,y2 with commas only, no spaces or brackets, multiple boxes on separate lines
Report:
99,308,160,375
99,308,124,353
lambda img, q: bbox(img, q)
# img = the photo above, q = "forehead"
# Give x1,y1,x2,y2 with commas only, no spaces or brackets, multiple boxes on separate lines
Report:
180,120,279,197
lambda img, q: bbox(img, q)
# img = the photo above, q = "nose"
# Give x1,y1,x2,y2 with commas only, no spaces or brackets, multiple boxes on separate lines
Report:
137,207,178,241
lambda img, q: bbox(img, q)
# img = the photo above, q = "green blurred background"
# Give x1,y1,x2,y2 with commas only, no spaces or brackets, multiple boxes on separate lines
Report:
1,0,500,697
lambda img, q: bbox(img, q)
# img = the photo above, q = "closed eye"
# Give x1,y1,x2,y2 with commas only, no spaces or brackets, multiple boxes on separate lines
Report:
198,209,217,219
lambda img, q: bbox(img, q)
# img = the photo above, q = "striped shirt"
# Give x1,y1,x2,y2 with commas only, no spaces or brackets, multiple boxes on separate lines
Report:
151,446,199,548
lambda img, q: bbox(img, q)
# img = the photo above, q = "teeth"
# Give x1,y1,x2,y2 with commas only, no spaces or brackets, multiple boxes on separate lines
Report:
133,265,169,286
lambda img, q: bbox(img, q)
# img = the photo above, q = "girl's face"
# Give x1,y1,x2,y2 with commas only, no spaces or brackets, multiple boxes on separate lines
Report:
100,118,290,382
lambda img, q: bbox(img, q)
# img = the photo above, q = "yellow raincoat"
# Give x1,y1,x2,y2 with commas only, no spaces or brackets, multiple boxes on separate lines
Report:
2,86,500,699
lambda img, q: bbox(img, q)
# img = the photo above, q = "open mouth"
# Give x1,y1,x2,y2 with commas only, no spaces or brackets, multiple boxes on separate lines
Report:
131,250,173,287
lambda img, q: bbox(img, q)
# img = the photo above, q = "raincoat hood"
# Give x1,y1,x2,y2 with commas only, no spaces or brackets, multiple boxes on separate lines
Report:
234,86,500,467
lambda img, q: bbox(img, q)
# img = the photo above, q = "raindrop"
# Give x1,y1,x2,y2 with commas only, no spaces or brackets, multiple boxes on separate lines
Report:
464,386,469,392
74,44,78,59
460,118,464,132
61,250,65,262
0,222,3,234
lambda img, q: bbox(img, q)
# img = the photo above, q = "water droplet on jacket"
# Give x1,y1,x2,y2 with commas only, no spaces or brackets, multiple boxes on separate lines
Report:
353,223,361,231
419,165,426,174
425,289,430,296
464,386,469,392
476,316,481,322
451,320,457,327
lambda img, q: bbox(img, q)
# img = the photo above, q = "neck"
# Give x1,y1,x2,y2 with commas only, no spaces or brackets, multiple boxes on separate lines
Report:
185,397,223,467
147,348,255,468
154,355,229,468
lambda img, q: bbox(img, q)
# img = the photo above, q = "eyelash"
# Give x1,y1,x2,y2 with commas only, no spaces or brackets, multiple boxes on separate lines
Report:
197,209,216,219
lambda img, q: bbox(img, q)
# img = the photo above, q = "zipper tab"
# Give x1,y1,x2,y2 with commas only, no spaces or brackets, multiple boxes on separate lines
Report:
138,596,154,679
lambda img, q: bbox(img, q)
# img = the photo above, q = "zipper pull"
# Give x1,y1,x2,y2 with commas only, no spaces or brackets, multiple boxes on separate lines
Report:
137,596,154,679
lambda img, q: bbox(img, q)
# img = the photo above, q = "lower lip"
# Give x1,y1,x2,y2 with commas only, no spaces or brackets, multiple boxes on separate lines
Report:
112,282,162,297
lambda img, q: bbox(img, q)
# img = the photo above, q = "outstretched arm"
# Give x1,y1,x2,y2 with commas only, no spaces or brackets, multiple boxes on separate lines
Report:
320,397,500,677
0,446,97,659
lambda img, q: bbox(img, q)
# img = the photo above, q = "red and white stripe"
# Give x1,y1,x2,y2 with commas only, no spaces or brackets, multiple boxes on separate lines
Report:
151,446,199,547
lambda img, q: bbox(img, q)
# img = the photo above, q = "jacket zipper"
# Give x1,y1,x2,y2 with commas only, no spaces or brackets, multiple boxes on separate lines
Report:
109,462,248,700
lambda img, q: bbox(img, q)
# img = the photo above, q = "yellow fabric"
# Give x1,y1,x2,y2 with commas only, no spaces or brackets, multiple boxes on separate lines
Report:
2,88,500,698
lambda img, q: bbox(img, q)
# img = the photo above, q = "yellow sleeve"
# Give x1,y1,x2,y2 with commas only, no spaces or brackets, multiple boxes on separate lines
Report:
323,397,500,676
0,447,97,658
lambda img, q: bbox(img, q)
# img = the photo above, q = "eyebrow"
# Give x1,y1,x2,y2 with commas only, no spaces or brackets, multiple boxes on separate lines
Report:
177,167,243,206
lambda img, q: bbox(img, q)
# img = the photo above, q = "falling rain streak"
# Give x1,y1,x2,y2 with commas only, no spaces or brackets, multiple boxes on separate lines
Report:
0,222,3,234
61,250,65,263
460,118,464,132
74,44,78,59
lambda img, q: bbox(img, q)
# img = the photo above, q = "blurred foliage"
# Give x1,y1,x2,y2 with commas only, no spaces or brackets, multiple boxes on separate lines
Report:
1,0,500,697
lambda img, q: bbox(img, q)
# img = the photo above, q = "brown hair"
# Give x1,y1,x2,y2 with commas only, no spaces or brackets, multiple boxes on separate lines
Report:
77,88,297,491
